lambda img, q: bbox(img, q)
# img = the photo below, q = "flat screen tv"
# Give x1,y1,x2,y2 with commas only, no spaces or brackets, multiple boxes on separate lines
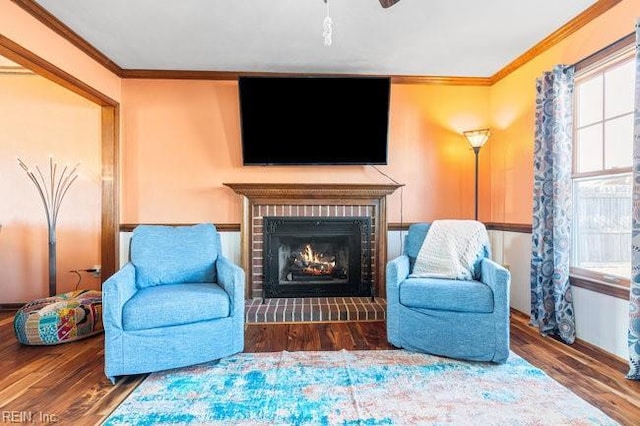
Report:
238,76,390,165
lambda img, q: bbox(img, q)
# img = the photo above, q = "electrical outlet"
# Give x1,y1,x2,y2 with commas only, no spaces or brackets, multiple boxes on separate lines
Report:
90,265,101,278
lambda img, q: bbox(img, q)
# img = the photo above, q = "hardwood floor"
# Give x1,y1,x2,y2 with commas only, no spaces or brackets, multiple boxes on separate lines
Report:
1,310,639,425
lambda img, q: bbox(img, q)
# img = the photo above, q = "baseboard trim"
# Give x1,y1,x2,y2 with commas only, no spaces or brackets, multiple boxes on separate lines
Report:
509,308,629,366
0,303,24,311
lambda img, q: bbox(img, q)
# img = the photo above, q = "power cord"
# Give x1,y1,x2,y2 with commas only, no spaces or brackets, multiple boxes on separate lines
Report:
371,165,405,253
69,268,100,290
70,270,82,290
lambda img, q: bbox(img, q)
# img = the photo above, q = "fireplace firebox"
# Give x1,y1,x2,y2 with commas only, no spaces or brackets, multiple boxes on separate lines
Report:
263,217,372,299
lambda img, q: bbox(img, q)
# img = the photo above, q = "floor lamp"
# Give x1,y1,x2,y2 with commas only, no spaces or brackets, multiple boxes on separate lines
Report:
463,129,490,221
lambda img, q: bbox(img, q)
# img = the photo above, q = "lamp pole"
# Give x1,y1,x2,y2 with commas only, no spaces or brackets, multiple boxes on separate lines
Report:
473,146,481,221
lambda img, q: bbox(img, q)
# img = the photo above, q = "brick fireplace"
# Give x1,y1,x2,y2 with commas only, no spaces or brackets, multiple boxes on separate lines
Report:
263,216,372,298
224,183,402,300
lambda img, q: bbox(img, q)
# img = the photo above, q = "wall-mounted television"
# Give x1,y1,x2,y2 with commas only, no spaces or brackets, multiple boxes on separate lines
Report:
238,76,390,166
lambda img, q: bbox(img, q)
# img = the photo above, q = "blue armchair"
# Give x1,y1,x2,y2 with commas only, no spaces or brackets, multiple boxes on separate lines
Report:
103,223,245,383
386,222,510,363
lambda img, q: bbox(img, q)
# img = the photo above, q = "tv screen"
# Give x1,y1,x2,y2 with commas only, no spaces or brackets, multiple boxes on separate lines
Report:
238,76,390,165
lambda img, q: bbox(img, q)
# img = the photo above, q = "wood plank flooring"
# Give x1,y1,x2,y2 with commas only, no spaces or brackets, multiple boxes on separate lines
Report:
0,309,638,425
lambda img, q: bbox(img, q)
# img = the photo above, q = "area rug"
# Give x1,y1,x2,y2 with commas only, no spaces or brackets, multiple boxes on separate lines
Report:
103,349,618,426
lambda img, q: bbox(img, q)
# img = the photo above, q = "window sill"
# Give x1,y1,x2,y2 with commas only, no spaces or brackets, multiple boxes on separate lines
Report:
569,274,629,300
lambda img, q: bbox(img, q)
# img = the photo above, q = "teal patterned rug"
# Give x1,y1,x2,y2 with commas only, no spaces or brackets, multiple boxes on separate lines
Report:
103,349,618,425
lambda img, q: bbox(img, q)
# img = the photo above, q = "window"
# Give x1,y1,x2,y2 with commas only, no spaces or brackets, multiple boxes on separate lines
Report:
571,52,634,288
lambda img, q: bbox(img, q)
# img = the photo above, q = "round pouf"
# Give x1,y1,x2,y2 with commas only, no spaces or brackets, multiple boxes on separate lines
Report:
13,289,103,345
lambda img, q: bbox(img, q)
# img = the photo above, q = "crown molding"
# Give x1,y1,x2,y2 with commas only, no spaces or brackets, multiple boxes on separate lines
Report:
490,0,624,84
10,0,123,76
391,75,492,86
119,70,492,85
120,69,239,80
11,0,624,86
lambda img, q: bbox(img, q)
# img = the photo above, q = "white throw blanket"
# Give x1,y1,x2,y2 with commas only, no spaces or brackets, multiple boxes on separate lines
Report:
410,220,489,280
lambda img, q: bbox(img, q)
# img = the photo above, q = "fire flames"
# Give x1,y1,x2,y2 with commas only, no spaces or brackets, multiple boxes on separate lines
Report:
298,244,336,276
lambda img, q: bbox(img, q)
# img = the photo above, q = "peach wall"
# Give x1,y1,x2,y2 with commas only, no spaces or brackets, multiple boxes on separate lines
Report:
387,84,491,222
0,72,102,303
488,0,640,224
121,79,490,224
2,0,634,306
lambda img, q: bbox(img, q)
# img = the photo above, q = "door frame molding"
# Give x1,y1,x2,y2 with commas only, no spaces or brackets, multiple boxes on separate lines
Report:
0,35,119,280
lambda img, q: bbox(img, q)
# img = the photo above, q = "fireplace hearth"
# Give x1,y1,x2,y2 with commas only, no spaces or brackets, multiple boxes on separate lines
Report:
263,217,372,299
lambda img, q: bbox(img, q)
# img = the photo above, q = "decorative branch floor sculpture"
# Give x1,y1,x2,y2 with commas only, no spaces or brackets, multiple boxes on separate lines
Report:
18,157,79,297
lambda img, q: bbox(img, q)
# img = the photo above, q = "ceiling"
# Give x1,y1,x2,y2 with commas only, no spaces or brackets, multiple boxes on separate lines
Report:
31,0,600,78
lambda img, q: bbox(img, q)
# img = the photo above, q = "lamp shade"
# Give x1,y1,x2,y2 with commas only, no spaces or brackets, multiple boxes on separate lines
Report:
463,129,490,148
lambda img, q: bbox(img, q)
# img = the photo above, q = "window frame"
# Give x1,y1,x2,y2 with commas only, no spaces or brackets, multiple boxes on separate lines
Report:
570,45,635,297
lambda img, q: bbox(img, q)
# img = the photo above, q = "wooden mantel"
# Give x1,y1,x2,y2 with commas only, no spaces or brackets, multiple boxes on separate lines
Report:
223,183,403,200
223,182,403,299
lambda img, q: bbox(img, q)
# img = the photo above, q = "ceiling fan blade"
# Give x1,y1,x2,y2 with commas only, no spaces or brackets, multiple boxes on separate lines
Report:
379,0,401,8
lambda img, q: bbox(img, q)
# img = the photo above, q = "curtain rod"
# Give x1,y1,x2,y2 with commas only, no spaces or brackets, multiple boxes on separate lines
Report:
573,31,634,73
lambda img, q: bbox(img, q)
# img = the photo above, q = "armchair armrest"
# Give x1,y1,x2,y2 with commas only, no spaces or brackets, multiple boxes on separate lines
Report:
102,263,137,330
386,254,410,291
385,254,410,347
480,258,511,306
480,258,511,362
216,255,245,316
386,254,410,305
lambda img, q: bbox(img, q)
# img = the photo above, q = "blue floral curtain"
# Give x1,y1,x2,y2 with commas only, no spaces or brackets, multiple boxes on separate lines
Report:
530,65,576,345
628,20,640,380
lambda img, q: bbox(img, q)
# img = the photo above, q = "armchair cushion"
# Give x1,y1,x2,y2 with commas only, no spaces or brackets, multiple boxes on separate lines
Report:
399,277,494,313
131,224,219,288
122,283,230,331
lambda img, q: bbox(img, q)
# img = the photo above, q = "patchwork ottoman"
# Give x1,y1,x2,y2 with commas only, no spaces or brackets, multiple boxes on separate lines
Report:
13,289,103,345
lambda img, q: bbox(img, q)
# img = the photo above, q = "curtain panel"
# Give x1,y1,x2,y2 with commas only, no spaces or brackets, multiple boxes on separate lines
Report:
530,65,576,345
